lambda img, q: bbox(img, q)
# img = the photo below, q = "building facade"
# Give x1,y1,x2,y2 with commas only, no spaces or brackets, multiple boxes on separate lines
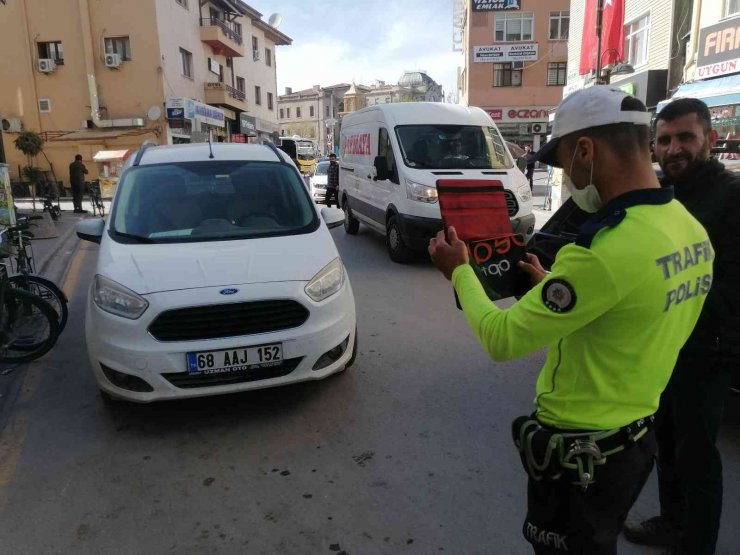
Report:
458,0,569,148
0,0,290,184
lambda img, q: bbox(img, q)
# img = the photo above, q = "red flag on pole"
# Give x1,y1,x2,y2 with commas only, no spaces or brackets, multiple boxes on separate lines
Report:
579,0,626,75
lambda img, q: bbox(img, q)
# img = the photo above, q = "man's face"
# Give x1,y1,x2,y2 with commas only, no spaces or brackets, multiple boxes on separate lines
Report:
654,113,716,179
329,156,337,164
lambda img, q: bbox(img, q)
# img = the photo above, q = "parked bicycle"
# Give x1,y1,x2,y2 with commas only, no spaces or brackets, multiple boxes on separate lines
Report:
0,228,60,363
88,180,105,217
5,216,69,332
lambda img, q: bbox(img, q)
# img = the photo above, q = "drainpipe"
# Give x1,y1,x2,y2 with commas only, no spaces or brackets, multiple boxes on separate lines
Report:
684,0,702,82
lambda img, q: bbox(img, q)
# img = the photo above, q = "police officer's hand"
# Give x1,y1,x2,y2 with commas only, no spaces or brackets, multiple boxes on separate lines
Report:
518,253,547,286
429,227,469,281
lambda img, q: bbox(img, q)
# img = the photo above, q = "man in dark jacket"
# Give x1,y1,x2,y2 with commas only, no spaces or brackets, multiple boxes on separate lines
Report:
325,153,339,208
524,145,535,189
68,154,88,213
623,98,740,555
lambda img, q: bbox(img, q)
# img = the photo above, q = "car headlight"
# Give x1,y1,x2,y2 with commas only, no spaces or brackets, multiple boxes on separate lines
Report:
93,275,149,319
518,185,532,203
406,179,438,203
305,258,345,302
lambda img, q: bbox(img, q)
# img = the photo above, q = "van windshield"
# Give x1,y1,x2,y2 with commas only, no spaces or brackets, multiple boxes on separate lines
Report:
395,125,512,170
109,161,318,244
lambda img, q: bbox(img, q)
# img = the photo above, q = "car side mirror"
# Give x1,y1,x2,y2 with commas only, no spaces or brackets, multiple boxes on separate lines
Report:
321,207,344,229
374,156,389,181
76,218,105,244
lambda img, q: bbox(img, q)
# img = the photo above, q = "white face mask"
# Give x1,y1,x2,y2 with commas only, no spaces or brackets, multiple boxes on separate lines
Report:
563,146,603,213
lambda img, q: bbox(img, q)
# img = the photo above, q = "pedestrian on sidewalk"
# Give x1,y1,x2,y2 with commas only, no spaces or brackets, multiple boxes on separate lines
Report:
68,154,88,214
622,98,740,555
325,153,340,208
428,86,713,554
525,145,535,190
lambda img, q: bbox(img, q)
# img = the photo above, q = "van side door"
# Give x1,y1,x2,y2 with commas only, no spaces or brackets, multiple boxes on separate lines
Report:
373,127,400,224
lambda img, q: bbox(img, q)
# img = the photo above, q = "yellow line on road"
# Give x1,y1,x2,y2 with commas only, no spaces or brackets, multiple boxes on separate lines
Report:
0,414,28,513
63,244,91,300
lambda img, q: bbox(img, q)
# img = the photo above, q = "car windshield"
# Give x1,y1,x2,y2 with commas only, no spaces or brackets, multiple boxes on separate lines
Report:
314,162,329,176
110,161,319,243
395,125,512,170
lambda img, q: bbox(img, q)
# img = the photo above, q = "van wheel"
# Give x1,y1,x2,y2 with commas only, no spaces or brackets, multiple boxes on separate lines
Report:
386,215,412,263
343,198,359,235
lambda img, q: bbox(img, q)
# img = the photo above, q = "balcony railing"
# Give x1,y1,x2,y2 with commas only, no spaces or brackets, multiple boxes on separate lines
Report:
205,82,246,102
200,18,243,45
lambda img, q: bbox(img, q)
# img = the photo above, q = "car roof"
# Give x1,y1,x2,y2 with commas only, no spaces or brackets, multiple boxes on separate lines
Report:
134,143,291,166
345,102,492,127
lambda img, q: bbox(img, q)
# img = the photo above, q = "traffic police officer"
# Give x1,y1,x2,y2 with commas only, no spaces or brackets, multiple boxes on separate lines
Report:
429,87,714,554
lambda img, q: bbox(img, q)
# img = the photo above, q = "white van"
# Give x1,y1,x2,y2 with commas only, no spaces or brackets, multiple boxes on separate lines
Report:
339,103,535,262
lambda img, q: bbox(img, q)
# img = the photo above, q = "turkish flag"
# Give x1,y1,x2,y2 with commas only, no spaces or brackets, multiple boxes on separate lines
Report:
579,0,626,75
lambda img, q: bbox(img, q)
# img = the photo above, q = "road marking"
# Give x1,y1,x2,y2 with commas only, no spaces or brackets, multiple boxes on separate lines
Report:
63,244,91,299
0,414,28,512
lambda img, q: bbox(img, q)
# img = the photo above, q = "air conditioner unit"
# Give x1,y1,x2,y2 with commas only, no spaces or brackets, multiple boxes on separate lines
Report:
253,49,261,61
532,123,545,134
1,118,23,132
38,59,56,73
512,61,525,70
105,53,122,68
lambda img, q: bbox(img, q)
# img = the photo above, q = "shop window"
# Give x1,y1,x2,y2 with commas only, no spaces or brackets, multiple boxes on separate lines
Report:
495,12,533,42
624,14,650,68
549,11,569,40
37,41,64,65
105,36,132,61
547,62,567,86
493,63,522,87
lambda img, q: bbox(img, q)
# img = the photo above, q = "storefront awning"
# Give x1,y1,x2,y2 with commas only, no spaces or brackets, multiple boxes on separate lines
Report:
93,149,132,162
657,75,740,113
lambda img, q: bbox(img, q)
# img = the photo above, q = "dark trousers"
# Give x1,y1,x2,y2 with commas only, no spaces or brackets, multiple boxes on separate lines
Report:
526,168,535,190
71,183,84,211
656,355,732,555
524,430,656,554
325,187,339,208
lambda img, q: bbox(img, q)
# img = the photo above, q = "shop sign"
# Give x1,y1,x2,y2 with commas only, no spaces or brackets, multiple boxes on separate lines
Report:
194,103,225,128
166,97,197,120
232,134,247,143
484,106,555,122
472,0,521,12
617,82,636,95
240,113,257,135
255,118,280,134
696,18,740,79
473,43,538,63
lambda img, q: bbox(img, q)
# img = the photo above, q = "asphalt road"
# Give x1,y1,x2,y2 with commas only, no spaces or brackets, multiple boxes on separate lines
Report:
0,221,738,554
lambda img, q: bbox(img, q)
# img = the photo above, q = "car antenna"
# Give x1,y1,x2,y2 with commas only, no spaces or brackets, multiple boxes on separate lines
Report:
207,127,215,159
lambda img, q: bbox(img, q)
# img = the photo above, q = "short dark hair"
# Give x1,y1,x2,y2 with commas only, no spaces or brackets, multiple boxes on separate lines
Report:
655,98,712,133
329,153,336,158
561,95,650,162
75,154,83,161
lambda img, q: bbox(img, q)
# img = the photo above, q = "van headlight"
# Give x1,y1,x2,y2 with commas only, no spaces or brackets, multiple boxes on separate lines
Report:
406,179,438,203
93,275,149,319
305,258,345,302
518,185,532,203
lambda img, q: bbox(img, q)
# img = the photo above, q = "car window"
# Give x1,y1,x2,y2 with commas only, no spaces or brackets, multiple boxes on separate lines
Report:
395,124,512,170
110,161,319,243
314,162,329,176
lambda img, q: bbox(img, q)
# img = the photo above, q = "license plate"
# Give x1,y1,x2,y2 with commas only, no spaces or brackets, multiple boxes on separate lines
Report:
186,343,283,375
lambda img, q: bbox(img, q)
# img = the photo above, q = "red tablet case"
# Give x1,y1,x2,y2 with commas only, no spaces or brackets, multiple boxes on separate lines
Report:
436,179,512,241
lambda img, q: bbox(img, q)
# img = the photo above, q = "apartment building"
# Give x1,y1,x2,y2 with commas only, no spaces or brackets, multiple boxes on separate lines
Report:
0,0,290,184
456,0,569,149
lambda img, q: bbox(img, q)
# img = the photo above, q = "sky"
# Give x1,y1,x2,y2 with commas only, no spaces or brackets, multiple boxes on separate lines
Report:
247,0,463,99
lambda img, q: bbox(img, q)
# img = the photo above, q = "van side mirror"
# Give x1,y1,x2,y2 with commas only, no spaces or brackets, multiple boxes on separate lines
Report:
374,156,390,181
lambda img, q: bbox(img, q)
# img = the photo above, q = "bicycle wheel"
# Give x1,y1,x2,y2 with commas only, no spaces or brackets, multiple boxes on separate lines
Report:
0,288,59,363
9,274,69,333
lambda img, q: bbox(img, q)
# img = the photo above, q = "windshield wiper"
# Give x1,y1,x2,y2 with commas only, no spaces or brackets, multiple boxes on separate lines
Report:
112,230,157,243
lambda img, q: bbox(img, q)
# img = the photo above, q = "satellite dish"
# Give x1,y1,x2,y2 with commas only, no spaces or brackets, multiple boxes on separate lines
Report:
147,105,162,121
268,13,283,28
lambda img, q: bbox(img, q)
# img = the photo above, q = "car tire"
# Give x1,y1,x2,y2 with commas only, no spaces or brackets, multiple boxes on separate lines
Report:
386,215,412,263
343,198,359,235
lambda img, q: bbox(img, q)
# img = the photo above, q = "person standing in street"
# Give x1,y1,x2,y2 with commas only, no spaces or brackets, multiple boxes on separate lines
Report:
325,152,340,208
623,98,740,555
68,154,88,213
525,145,535,190
428,87,713,554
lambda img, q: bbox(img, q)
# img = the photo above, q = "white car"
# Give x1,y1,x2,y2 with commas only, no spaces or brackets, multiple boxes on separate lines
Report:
76,143,357,403
310,161,329,203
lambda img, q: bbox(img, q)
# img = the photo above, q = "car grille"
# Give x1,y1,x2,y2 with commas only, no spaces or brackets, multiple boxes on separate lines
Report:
162,357,303,388
504,190,519,217
148,300,309,342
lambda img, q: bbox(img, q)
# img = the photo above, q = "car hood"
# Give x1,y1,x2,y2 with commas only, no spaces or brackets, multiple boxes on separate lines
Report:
311,175,328,185
97,230,339,295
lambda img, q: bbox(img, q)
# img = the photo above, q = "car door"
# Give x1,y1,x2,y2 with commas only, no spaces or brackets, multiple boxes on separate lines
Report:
372,126,400,226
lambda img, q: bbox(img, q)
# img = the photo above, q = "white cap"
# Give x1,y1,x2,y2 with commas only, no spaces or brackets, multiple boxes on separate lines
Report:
532,86,652,167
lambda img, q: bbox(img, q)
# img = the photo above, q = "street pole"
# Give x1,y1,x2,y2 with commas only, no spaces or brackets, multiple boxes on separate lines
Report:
595,0,604,84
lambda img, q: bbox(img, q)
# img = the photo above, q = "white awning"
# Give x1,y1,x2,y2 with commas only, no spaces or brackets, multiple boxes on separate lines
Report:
93,149,131,162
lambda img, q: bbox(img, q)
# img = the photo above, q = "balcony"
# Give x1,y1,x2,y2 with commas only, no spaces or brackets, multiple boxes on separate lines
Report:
204,82,248,112
199,18,244,57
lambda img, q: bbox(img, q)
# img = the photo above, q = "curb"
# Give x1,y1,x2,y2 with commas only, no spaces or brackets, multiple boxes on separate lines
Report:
36,220,78,276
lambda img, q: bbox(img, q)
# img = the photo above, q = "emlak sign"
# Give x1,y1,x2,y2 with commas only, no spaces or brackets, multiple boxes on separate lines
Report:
696,19,740,79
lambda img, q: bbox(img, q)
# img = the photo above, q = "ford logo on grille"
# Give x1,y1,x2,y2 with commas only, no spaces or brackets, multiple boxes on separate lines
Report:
219,288,239,295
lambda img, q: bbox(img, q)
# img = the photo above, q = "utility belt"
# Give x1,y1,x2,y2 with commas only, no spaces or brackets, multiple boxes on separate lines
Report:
511,414,654,491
